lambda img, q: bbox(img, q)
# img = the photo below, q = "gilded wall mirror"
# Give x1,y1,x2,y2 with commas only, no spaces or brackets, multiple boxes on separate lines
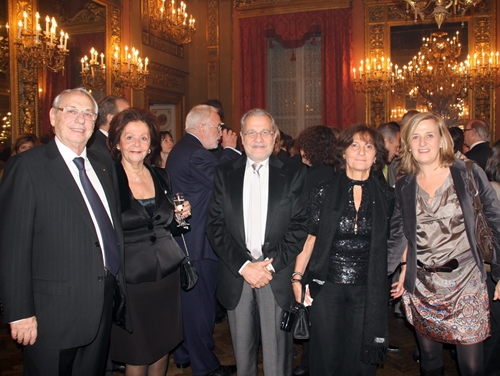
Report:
8,0,121,141
362,0,496,130
390,22,470,124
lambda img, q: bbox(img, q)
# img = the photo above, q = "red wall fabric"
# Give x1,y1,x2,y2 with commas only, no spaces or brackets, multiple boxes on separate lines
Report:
239,8,355,129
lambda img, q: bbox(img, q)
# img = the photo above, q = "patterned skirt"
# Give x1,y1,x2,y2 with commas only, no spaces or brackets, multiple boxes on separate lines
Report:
401,261,490,344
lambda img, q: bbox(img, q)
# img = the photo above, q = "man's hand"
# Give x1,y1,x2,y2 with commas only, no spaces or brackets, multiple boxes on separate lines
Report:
494,280,500,301
11,316,37,345
220,128,238,149
241,259,274,289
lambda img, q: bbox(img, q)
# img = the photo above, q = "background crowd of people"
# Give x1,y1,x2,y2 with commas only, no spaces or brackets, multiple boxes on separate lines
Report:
0,87,499,376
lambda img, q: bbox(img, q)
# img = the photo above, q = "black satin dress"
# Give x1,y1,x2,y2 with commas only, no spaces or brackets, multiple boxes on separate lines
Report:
111,165,183,365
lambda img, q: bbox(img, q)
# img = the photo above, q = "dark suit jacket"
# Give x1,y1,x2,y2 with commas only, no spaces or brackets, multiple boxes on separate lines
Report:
465,142,492,170
0,140,129,348
387,160,500,293
166,133,239,261
87,129,111,158
206,155,308,310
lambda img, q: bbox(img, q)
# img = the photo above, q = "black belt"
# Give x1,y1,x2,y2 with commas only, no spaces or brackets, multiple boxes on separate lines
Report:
417,258,459,273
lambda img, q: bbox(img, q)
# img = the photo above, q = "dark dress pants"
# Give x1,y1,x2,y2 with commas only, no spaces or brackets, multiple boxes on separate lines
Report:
23,272,114,376
309,282,377,376
174,259,220,376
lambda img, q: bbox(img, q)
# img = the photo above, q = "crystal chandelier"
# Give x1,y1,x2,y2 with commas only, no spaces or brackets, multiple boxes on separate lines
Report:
149,0,196,45
401,0,483,29
399,31,469,118
80,48,106,91
15,12,69,73
112,46,149,95
394,31,499,120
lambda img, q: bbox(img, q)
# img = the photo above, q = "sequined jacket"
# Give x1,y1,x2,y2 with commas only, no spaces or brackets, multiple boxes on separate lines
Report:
304,171,395,298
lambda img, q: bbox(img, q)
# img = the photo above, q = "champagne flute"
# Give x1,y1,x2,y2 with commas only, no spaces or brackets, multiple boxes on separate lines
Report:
174,192,189,228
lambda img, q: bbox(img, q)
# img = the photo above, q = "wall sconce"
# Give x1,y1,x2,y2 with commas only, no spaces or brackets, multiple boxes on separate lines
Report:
80,47,106,91
112,45,149,95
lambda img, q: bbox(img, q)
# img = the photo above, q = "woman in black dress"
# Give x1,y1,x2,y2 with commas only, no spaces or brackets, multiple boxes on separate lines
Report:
293,125,336,376
108,108,191,376
293,124,394,376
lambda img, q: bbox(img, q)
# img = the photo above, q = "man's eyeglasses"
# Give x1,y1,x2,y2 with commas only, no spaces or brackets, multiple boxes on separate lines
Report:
243,130,274,139
205,123,224,132
56,107,97,122
463,128,474,132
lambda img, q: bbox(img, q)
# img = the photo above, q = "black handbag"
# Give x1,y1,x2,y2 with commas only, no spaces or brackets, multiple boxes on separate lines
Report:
280,286,311,340
151,166,199,290
466,161,494,263
179,233,199,291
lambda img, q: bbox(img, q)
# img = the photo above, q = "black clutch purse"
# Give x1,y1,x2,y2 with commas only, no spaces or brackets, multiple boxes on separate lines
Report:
179,233,199,291
280,286,311,339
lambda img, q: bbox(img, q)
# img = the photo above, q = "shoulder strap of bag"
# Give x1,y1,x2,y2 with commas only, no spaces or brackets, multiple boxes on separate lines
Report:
465,161,482,212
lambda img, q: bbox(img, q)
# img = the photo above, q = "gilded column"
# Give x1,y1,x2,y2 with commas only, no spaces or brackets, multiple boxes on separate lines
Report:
207,0,219,99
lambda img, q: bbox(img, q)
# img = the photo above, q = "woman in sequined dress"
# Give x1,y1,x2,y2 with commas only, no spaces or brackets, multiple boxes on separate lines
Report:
293,124,394,376
388,112,500,376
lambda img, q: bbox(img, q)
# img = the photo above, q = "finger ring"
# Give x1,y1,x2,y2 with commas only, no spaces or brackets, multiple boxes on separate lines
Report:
261,283,265,287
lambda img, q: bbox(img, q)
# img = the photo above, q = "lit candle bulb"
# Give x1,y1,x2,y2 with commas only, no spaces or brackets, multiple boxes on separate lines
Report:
59,30,64,49
45,15,50,34
23,11,27,30
145,57,149,72
353,67,356,80
64,33,68,50
100,53,104,66
51,17,57,37
17,20,22,39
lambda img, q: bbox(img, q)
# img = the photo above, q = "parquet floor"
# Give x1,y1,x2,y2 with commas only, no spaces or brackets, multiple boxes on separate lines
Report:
0,307,459,376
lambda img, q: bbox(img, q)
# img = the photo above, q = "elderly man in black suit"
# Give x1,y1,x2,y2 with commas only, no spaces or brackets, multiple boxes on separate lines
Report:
166,104,239,376
0,88,128,375
87,95,130,157
464,118,492,170
206,108,308,376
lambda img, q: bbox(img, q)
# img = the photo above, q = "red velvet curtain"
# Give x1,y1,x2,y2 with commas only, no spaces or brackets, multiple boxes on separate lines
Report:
239,8,355,129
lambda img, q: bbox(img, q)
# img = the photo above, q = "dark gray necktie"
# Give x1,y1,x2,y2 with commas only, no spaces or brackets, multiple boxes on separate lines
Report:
73,157,120,276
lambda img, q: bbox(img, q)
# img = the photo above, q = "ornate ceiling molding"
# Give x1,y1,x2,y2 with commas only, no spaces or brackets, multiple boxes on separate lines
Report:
234,0,352,18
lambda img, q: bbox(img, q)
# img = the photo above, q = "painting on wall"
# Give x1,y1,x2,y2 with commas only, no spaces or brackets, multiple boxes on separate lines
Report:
150,103,177,141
